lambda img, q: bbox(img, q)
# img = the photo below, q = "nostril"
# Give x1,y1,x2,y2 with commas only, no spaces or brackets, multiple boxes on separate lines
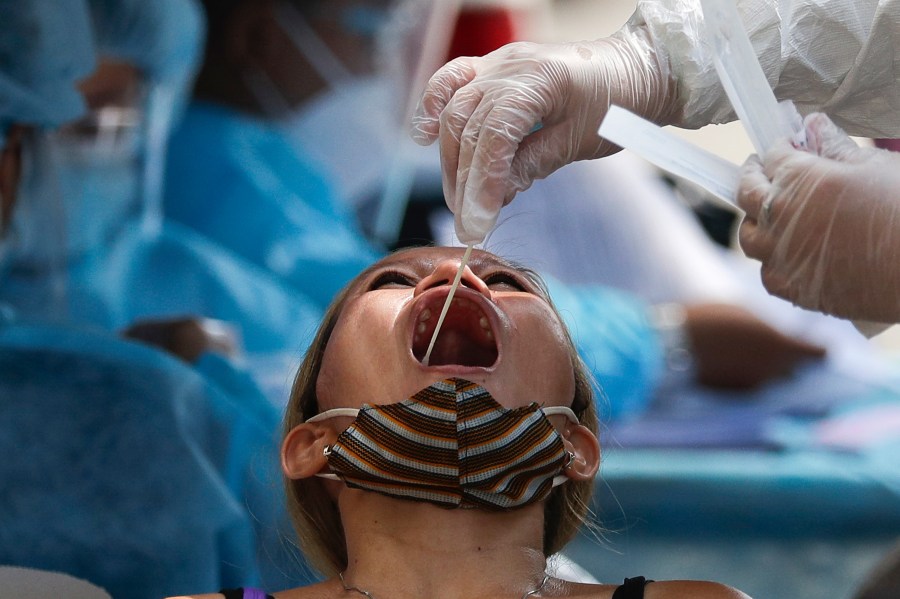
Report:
426,278,451,290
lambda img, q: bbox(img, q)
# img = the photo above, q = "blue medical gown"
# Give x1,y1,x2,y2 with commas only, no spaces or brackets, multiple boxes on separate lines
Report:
0,323,311,598
164,102,382,308
0,221,322,355
95,221,323,354
544,277,665,422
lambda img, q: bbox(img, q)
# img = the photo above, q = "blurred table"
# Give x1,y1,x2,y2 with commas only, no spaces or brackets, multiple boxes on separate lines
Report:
565,447,900,598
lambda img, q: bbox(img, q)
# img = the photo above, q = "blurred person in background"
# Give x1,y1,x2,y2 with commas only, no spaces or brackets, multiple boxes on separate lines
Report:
0,0,324,360
164,0,384,310
0,0,318,597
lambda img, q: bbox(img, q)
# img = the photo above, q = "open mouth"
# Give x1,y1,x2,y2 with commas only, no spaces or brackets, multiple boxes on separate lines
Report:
412,293,499,368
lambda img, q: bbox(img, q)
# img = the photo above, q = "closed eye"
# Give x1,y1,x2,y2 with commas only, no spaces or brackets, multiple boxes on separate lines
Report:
368,270,415,290
482,272,527,291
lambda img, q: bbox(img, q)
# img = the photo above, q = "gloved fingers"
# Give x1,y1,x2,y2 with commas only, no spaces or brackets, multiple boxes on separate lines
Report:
457,108,529,243
453,209,468,244
454,100,518,201
507,123,607,198
803,112,865,162
438,83,486,216
759,263,804,312
736,154,769,220
455,94,550,242
411,56,479,145
737,217,777,260
759,138,815,180
457,184,503,244
737,152,796,232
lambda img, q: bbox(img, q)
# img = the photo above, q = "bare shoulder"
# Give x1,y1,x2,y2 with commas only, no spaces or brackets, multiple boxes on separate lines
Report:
645,580,752,599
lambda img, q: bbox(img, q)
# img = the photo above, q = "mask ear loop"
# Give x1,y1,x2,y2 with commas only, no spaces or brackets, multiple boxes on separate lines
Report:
551,454,576,488
317,444,341,480
307,407,361,481
543,406,579,487
542,406,579,424
306,407,360,423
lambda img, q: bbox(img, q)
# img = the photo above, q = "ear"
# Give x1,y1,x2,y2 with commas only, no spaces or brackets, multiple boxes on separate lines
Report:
562,424,601,481
281,422,337,480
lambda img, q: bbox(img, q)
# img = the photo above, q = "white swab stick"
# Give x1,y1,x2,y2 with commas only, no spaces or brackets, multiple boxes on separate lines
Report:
423,244,474,366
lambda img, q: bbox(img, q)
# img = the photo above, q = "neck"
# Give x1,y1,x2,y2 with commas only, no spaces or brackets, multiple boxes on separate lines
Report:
337,490,551,599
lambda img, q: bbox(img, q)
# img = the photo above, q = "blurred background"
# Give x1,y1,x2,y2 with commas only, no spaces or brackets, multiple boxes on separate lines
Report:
3,1,900,598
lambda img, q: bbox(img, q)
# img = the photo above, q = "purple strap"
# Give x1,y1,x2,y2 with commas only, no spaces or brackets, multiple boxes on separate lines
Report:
243,589,268,599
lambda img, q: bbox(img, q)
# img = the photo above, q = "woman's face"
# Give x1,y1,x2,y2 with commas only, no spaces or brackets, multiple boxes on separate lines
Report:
316,247,576,412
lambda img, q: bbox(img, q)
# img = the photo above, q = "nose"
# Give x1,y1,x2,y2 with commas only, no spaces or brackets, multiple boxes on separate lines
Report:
413,258,491,299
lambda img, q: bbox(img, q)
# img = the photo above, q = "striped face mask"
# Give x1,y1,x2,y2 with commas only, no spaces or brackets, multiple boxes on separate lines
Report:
307,377,578,510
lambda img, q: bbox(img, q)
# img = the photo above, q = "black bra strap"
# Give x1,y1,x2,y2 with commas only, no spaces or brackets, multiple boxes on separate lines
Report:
612,576,651,599
218,589,275,599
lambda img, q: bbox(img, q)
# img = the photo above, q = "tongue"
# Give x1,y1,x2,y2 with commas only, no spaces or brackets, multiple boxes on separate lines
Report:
427,329,497,367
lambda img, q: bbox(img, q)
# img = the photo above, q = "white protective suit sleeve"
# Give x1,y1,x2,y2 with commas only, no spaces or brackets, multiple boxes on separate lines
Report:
643,0,900,136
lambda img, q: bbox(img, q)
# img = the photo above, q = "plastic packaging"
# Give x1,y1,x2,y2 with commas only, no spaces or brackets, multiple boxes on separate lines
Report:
598,105,740,207
698,0,806,153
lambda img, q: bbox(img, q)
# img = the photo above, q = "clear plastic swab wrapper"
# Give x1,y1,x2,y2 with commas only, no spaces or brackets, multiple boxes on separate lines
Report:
598,105,741,207
698,0,805,154
423,243,474,366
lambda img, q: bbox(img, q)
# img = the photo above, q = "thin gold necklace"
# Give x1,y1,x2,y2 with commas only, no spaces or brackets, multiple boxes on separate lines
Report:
338,571,551,598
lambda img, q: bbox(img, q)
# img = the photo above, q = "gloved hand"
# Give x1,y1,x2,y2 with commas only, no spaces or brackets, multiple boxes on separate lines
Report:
411,29,677,244
738,112,900,323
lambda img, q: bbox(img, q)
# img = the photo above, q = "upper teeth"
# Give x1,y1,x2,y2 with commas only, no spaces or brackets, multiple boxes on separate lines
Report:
417,299,493,331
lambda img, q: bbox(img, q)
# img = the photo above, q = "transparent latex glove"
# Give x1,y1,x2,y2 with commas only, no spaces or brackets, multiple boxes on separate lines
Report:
738,112,900,323
684,303,826,389
411,30,677,244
